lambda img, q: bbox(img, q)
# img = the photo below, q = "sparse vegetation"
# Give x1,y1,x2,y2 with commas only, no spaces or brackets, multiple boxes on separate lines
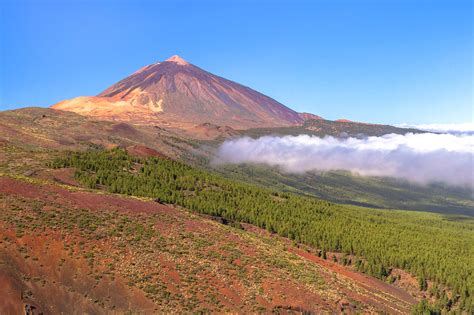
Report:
0,186,375,313
50,148,474,312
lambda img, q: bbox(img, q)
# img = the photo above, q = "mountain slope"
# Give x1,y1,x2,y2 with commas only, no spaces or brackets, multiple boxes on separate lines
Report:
52,55,303,129
0,107,202,160
0,175,419,314
1,110,472,312
2,108,471,216
241,118,423,138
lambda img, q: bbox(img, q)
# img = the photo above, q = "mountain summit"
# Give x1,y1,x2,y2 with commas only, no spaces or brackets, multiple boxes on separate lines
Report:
165,55,189,65
52,55,307,129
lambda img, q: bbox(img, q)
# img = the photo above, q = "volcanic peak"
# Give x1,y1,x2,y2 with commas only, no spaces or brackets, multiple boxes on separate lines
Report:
165,55,189,65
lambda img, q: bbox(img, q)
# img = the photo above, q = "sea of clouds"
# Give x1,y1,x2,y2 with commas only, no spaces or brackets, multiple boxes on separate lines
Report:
215,129,474,188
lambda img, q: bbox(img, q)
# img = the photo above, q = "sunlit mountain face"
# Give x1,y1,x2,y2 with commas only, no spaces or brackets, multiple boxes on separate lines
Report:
52,55,306,129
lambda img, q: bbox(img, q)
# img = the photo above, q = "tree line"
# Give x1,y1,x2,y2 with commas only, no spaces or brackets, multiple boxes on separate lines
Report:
50,148,473,312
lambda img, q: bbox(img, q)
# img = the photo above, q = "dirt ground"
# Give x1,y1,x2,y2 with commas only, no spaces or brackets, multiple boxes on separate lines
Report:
0,176,418,313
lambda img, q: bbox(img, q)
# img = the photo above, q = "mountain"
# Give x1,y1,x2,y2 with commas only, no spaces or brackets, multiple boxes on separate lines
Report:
298,112,323,121
52,55,305,129
241,118,424,138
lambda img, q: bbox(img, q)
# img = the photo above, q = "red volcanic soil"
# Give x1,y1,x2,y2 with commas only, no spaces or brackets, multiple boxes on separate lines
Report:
298,112,323,121
289,248,417,314
0,177,169,216
243,222,418,314
125,145,168,159
187,122,239,140
0,178,181,313
35,168,80,187
0,176,418,313
0,177,336,313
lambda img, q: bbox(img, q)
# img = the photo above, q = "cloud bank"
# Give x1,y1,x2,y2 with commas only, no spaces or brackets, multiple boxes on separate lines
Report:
398,123,474,135
215,133,474,187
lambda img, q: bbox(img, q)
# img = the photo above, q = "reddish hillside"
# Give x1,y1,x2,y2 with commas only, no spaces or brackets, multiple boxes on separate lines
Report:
125,145,168,159
0,175,418,313
52,55,305,129
336,118,353,123
298,112,323,121
186,122,239,140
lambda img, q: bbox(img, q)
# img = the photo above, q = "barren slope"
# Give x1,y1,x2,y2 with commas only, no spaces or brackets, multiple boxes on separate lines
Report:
0,107,204,158
52,55,303,129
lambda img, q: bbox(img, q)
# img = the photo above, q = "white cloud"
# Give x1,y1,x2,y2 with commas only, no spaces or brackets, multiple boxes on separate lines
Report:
398,123,474,135
215,133,474,188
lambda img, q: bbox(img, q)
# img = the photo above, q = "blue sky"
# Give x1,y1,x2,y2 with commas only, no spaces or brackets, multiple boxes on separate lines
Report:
0,0,472,124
